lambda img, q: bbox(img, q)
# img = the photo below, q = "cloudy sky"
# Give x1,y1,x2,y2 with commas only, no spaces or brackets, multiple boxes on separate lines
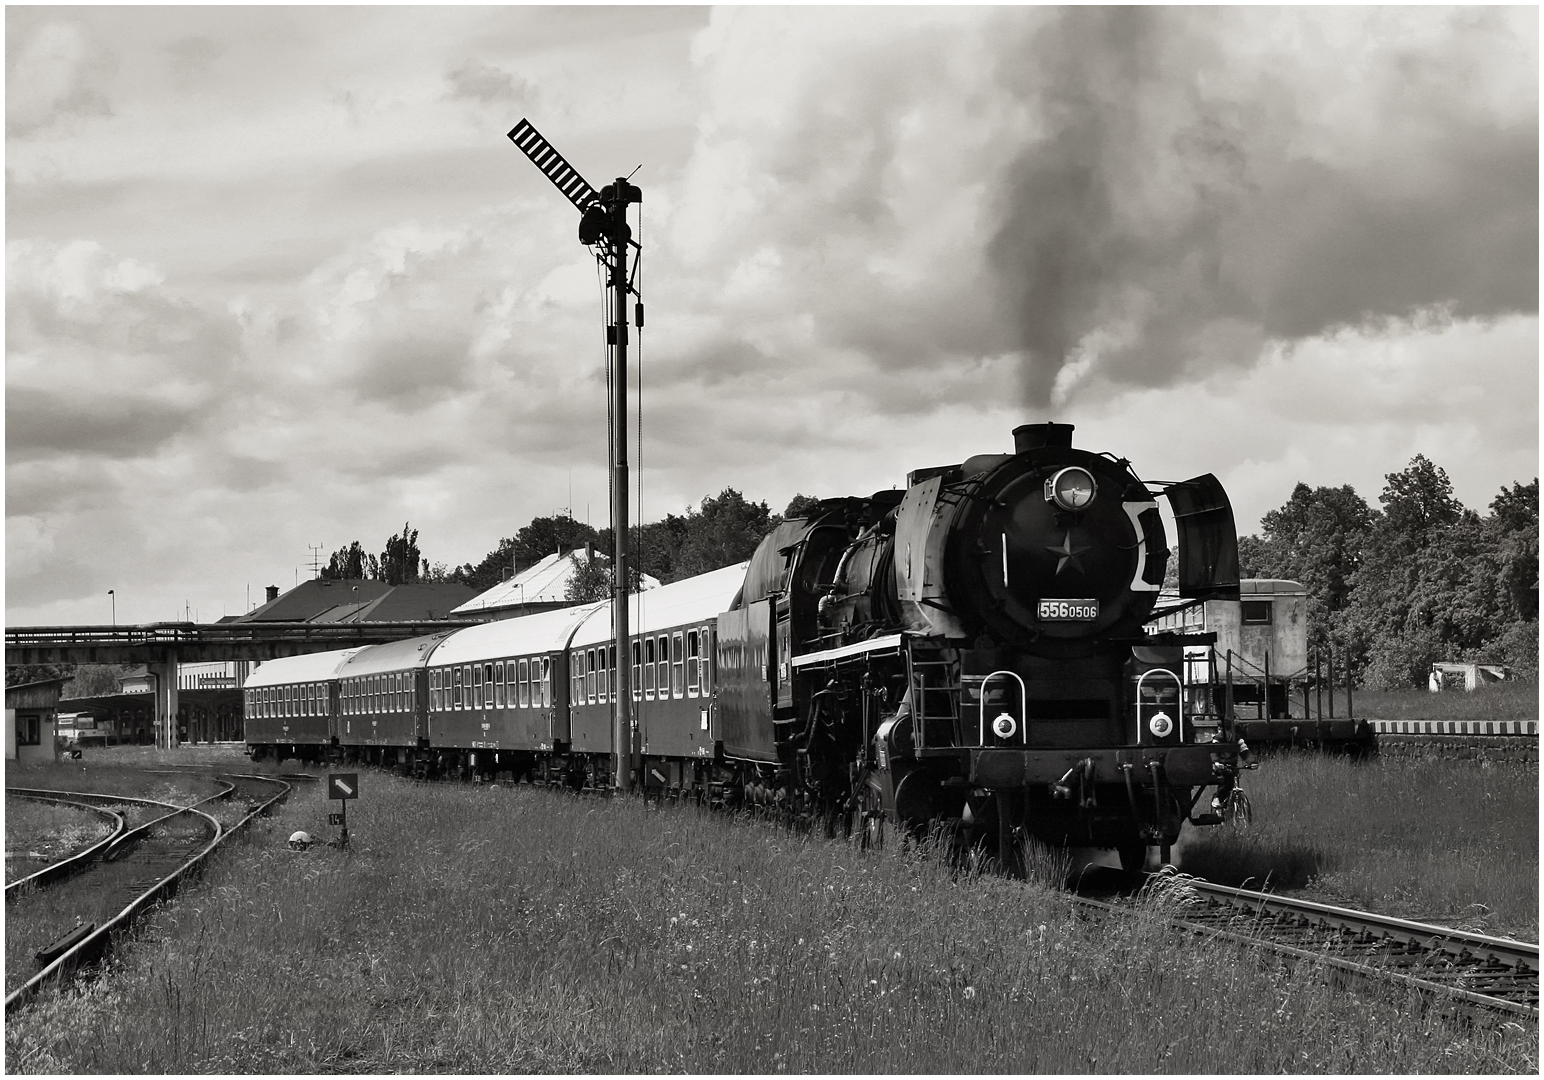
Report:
6,6,1538,627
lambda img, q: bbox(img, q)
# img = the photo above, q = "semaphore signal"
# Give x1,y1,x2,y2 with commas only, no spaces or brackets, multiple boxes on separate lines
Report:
507,118,642,794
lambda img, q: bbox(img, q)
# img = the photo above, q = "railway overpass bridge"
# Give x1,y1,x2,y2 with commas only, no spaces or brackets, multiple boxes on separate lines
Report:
6,620,485,750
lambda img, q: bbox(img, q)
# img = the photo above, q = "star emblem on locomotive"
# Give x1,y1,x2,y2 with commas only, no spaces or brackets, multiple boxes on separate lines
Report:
1046,531,1089,575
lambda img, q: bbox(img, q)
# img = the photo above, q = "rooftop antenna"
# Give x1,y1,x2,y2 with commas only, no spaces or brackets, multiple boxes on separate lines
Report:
307,543,324,579
509,118,642,794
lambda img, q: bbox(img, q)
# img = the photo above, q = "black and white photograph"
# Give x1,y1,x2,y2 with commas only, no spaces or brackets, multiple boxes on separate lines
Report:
5,5,1538,1072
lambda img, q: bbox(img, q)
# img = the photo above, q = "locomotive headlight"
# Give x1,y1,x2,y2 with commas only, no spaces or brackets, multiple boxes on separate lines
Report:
992,712,1018,739
1046,467,1097,511
1148,712,1174,738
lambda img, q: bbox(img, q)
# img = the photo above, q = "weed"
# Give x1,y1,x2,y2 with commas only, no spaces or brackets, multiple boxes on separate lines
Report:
4,776,1536,1073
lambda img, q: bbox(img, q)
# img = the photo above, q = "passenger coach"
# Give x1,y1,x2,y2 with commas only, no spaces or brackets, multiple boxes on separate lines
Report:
245,563,748,792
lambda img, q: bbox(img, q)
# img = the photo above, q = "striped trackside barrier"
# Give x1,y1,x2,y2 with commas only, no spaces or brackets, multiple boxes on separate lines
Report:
1370,719,1537,736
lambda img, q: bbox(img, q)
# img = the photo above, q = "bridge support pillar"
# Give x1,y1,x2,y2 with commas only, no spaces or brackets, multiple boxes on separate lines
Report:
150,650,180,751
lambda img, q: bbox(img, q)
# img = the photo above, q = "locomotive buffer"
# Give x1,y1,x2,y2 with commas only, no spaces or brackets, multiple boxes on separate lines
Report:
507,119,643,793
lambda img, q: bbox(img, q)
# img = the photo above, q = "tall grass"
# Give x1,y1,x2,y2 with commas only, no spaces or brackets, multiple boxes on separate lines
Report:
5,777,1535,1073
5,799,113,878
1181,752,1538,939
1355,679,1539,724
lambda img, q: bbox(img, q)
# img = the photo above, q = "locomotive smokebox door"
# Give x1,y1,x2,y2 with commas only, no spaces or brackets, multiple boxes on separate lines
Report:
1129,647,1184,746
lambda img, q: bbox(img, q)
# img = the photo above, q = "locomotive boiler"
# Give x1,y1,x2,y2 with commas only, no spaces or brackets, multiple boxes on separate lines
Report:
719,422,1243,870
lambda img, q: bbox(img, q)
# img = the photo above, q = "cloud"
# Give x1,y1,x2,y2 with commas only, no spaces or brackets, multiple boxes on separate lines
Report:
5,19,113,136
650,8,1538,415
445,58,531,103
5,387,199,461
984,7,1538,405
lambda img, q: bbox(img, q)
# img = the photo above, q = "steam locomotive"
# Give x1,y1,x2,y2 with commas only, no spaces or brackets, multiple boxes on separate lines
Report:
245,422,1245,870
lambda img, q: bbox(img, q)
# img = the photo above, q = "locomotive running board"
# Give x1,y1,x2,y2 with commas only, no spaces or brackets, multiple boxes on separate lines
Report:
791,634,906,669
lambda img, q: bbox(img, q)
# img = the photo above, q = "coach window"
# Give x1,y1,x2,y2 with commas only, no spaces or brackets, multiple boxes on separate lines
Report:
492,662,504,708
687,630,700,697
514,658,527,708
540,657,552,707
449,666,460,709
701,627,713,695
484,664,495,709
658,636,671,699
644,639,656,699
571,651,583,703
1241,600,1272,625
608,644,618,703
631,641,642,702
671,633,685,699
584,648,595,704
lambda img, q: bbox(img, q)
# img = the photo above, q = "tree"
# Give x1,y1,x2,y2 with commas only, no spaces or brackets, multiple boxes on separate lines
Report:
63,664,134,698
672,488,778,580
1378,453,1462,539
561,550,647,603
6,664,73,687
1240,483,1375,645
1335,456,1530,688
783,493,824,520
1489,479,1539,621
564,552,612,603
378,522,423,586
320,541,377,581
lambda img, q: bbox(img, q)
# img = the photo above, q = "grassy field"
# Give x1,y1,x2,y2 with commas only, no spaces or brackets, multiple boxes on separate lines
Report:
5,775,1536,1073
1180,751,1538,940
1354,679,1539,724
5,799,114,883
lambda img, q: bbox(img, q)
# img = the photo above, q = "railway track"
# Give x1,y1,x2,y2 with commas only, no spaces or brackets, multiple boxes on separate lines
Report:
1077,869,1539,1018
4,773,291,1012
5,796,127,897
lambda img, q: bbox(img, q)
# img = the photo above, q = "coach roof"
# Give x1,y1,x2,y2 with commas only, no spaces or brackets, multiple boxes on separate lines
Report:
246,648,363,688
569,563,749,650
339,631,457,678
427,600,609,668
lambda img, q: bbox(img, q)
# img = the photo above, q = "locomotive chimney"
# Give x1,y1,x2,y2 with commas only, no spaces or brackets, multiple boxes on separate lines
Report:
1013,423,1075,453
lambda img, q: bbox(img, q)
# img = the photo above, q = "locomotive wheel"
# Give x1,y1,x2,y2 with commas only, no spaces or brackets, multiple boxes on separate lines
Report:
1117,842,1149,873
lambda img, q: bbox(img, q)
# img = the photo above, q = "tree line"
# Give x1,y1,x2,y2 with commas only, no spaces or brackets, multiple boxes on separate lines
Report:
1237,455,1537,689
320,489,824,600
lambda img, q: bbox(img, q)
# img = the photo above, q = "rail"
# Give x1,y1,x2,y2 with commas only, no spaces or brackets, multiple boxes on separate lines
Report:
3,775,291,1012
1079,871,1538,1017
4,795,127,898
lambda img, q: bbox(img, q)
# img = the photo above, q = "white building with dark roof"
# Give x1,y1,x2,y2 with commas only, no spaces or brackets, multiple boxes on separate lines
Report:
451,549,662,621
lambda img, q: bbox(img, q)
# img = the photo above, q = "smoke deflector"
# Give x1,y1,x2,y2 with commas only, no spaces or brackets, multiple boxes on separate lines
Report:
1164,474,1240,600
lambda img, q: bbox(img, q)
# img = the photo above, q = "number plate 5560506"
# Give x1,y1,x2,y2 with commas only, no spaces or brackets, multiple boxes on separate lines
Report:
1038,599,1099,621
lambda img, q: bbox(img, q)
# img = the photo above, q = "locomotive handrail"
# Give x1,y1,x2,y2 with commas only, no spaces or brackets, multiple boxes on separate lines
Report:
979,670,1026,744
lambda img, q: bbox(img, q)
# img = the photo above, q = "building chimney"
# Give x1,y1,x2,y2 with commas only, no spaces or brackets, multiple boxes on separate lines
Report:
265,585,279,603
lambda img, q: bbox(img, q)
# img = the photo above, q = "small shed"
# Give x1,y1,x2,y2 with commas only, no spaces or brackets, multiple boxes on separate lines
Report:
1429,662,1511,692
6,678,68,764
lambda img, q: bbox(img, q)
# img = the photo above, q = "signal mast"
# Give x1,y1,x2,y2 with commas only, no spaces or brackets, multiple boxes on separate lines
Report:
507,120,641,793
